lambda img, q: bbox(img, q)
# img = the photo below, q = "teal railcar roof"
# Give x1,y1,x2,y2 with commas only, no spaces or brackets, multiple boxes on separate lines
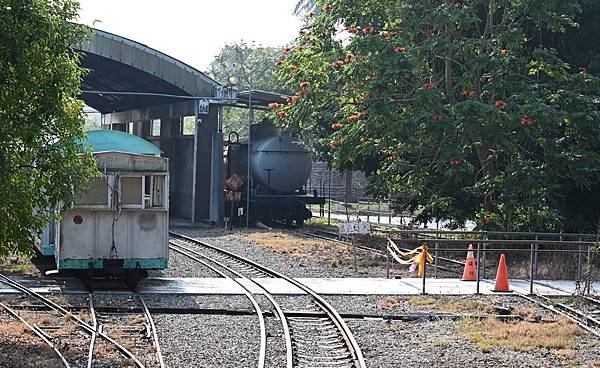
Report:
82,130,161,156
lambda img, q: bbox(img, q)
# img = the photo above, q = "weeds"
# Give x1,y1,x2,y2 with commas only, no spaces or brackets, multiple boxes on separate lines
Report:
459,316,580,353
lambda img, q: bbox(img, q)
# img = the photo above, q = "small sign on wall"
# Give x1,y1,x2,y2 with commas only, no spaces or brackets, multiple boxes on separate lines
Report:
198,98,209,115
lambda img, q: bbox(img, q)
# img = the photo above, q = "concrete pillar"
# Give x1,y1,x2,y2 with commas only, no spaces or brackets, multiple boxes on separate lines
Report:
191,104,218,223
209,107,224,225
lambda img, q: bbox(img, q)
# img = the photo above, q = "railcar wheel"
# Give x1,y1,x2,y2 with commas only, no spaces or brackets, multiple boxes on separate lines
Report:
124,269,142,291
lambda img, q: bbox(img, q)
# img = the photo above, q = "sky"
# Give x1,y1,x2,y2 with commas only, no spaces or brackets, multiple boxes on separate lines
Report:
77,0,304,71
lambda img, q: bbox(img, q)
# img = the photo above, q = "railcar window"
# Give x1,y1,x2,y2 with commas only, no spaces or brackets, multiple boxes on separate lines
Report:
152,175,165,208
74,177,109,206
121,177,143,206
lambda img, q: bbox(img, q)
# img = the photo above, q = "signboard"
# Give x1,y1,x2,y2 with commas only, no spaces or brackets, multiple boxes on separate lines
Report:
339,221,370,235
198,98,209,115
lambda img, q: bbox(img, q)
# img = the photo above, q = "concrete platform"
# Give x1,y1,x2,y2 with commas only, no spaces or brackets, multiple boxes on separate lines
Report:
0,276,596,296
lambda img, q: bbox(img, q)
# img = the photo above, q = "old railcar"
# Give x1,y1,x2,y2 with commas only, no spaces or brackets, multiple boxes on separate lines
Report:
36,130,169,287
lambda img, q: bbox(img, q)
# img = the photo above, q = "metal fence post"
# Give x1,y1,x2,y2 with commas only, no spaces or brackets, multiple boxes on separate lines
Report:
482,232,488,279
434,241,439,278
529,238,535,295
377,202,381,224
476,242,481,294
386,244,390,279
533,235,539,280
327,169,331,226
578,236,584,281
422,259,427,295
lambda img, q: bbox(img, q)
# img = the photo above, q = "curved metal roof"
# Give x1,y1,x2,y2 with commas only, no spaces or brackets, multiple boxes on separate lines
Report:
82,130,162,156
77,28,222,114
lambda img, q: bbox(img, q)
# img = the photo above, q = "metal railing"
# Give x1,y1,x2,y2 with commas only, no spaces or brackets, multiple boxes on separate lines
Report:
384,229,598,295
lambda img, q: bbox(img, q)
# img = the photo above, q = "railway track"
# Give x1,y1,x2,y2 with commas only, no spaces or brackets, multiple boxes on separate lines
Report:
169,231,366,368
88,293,165,368
300,227,600,338
0,272,159,367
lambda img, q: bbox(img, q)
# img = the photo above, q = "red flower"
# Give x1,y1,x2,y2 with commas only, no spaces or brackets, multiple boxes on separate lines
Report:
283,47,293,54
495,100,507,110
423,83,434,90
363,26,376,34
363,93,373,100
520,117,533,127
347,27,359,34
462,90,475,97
297,89,310,95
299,81,311,87
346,115,359,122
278,111,289,119
331,123,343,129
330,139,341,149
453,2,462,8
500,48,508,57
369,70,377,78
322,4,331,12
431,114,443,122
346,53,356,62
394,47,407,53
485,216,491,225
274,60,284,67
359,136,366,143
305,11,316,18
578,66,588,73
449,159,460,167
388,155,396,161
330,60,345,68
268,102,283,109
381,31,395,39
486,75,495,83
356,111,368,119
291,95,301,102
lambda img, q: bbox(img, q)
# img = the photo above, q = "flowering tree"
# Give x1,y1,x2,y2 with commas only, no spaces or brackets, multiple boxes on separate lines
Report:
274,0,600,231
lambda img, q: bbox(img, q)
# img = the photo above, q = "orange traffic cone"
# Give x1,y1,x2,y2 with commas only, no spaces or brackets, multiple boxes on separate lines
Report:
493,254,511,292
462,244,477,281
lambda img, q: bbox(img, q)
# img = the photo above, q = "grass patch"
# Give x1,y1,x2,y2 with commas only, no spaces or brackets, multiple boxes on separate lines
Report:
305,217,340,231
0,257,34,274
358,257,381,268
407,296,493,313
242,230,347,259
459,316,580,353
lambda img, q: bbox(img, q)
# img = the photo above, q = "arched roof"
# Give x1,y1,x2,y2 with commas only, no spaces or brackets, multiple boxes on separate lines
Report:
82,130,162,156
77,29,221,114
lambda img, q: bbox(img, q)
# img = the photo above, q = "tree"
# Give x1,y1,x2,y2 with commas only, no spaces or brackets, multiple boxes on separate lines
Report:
208,42,288,136
273,0,600,232
0,0,96,256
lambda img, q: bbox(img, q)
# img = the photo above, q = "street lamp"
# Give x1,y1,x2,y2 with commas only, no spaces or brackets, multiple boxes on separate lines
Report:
246,80,253,228
227,73,252,228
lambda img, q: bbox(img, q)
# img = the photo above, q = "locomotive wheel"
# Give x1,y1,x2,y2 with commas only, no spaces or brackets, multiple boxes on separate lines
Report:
295,218,305,228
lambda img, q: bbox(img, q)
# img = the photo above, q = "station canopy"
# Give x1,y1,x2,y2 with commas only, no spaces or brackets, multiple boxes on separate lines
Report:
78,29,289,114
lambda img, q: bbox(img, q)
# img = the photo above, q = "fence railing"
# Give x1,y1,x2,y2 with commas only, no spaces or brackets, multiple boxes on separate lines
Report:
385,229,598,295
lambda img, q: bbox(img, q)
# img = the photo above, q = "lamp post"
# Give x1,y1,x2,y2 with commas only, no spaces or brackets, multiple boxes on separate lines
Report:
246,81,253,228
